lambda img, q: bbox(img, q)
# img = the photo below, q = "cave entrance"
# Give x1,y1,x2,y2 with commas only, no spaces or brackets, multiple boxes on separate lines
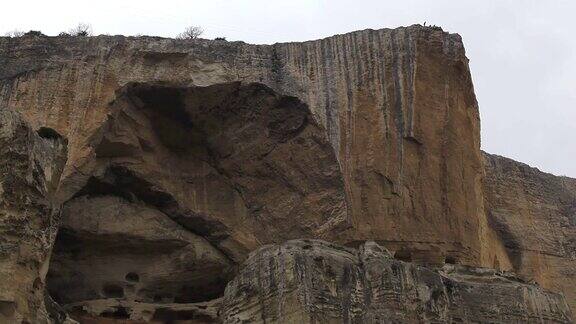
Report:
46,81,347,322
46,169,237,309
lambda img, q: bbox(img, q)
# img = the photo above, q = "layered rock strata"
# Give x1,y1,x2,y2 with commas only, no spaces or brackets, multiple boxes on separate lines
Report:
222,240,573,323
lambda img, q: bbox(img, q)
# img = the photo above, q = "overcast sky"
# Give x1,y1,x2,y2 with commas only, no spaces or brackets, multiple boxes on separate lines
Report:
2,0,575,177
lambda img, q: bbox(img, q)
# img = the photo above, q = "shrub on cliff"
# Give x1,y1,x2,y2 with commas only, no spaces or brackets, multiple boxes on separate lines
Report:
177,26,203,39
67,23,92,37
24,31,45,37
4,30,24,37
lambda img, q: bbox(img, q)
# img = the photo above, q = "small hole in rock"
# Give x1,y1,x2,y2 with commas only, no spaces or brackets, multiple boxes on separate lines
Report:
125,272,140,282
102,284,124,298
153,308,205,321
37,127,63,140
33,277,42,290
173,277,228,303
100,306,130,319
394,250,412,262
445,256,457,264
0,301,16,317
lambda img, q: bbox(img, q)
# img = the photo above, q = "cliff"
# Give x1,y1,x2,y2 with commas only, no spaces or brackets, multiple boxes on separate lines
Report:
222,240,572,323
0,109,67,323
0,25,573,323
0,25,487,266
483,152,576,315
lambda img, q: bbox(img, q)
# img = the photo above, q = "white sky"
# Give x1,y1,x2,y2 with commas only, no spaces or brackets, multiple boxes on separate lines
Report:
2,0,575,177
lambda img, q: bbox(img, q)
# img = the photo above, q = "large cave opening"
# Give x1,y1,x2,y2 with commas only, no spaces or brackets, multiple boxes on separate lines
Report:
46,168,237,311
46,81,348,322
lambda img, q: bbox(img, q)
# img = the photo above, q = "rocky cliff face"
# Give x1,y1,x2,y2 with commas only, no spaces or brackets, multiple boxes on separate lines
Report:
0,108,67,323
483,152,576,315
0,26,573,323
0,25,487,267
223,240,572,323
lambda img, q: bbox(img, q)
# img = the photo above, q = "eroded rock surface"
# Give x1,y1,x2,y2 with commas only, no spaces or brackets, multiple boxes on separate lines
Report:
43,81,347,321
0,25,488,267
483,152,576,314
222,240,573,323
48,196,235,306
0,108,67,323
0,26,573,323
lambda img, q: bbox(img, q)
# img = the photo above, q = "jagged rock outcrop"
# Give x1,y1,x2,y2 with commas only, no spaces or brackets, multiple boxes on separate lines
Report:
222,240,573,323
483,152,576,314
0,108,68,323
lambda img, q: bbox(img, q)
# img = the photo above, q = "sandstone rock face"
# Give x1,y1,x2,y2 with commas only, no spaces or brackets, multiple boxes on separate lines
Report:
42,81,347,320
0,26,573,323
0,25,487,267
483,152,576,314
0,108,67,323
48,196,234,306
53,80,347,260
222,240,573,323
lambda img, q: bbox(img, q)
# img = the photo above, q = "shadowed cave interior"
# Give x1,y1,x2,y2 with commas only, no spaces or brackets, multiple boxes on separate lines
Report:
45,81,346,322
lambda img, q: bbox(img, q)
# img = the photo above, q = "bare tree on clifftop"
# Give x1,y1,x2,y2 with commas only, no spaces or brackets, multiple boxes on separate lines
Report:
177,26,204,39
4,30,24,37
67,23,92,36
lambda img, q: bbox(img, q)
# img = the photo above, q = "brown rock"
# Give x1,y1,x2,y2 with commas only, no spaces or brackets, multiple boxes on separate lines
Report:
43,80,347,321
222,239,573,323
0,25,486,266
0,25,572,323
483,152,576,314
0,108,67,323
47,196,235,306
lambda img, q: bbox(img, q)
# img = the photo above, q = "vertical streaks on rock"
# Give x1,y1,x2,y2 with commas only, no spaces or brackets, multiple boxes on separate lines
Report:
1,26,486,268
273,27,483,265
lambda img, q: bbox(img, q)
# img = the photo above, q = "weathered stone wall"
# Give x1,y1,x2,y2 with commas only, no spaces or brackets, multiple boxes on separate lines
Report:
222,240,573,323
0,26,574,323
275,27,486,267
0,26,488,267
0,108,67,323
483,152,576,314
